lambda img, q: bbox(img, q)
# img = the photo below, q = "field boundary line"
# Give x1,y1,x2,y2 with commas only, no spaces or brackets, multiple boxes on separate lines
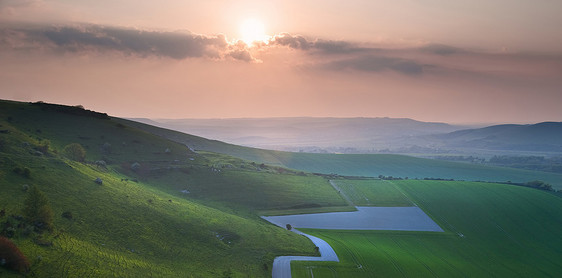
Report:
329,180,356,206
384,180,417,207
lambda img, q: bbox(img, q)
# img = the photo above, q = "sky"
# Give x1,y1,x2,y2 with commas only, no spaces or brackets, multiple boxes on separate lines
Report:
1,0,561,124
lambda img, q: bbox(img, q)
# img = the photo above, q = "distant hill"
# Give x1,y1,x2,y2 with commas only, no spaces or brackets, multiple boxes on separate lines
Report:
121,118,562,190
130,117,466,152
432,122,562,152
132,118,562,157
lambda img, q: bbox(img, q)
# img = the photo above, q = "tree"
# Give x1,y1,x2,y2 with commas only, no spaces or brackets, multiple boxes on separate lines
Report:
0,237,30,273
23,185,53,231
63,143,86,162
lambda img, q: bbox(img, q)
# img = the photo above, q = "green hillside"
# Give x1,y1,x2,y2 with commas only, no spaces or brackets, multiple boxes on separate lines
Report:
293,179,562,277
122,118,562,190
0,100,351,277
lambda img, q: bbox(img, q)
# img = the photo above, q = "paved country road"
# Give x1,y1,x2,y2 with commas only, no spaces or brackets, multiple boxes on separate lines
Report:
267,226,339,278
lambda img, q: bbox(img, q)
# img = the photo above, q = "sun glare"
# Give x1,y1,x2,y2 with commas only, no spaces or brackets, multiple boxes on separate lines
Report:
240,19,267,45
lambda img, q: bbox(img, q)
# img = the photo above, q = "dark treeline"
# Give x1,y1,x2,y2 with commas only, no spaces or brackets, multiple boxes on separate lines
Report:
488,155,562,174
32,101,110,119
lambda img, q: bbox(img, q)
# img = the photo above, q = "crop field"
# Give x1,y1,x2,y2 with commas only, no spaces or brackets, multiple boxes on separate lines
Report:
292,180,562,277
331,179,413,206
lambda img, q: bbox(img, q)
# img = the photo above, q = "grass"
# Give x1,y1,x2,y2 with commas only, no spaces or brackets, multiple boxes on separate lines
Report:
0,147,318,277
150,167,348,213
1,100,352,277
331,179,413,206
292,179,562,277
3,99,561,277
122,118,562,190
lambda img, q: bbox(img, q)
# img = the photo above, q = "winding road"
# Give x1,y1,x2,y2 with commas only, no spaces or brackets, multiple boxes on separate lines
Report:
270,228,339,278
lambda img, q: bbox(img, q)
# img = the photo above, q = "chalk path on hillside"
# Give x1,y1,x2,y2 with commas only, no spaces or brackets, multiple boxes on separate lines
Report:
267,226,339,278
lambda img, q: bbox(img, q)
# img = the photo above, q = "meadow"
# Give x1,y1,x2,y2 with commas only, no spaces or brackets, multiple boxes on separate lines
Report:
1,100,343,277
2,100,561,277
292,179,562,277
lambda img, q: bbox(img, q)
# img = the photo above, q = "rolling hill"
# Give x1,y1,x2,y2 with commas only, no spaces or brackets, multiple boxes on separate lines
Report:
0,100,353,277
121,118,562,191
1,99,561,277
431,121,562,152
130,117,465,152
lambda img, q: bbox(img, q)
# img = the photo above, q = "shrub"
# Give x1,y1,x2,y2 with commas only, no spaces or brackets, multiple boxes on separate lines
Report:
22,168,31,178
101,142,111,154
13,167,31,178
35,140,50,154
63,143,86,162
0,236,30,273
23,185,53,231
61,211,73,220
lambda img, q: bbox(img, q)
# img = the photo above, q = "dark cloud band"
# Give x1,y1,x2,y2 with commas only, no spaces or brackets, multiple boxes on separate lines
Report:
1,24,254,61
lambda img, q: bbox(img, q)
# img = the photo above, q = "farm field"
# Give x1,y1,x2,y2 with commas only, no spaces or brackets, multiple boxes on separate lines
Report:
263,206,443,231
292,179,562,277
124,119,562,191
331,179,413,206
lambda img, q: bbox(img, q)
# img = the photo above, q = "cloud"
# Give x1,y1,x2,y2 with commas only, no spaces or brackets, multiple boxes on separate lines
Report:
322,55,424,75
0,23,257,61
3,22,550,78
268,33,369,53
419,44,465,55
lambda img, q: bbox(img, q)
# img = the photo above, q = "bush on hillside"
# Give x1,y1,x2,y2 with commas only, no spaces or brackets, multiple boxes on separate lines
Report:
35,140,50,154
61,211,73,220
23,185,54,231
13,167,31,178
0,236,30,273
63,143,86,162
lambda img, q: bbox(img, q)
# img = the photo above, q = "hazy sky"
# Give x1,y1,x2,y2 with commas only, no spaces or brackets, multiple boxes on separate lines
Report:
1,0,561,123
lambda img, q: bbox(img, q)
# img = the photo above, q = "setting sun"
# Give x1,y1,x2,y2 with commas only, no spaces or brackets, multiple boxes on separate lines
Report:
239,18,267,44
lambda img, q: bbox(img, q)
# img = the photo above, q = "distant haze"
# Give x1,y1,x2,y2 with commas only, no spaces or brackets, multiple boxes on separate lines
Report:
132,117,562,156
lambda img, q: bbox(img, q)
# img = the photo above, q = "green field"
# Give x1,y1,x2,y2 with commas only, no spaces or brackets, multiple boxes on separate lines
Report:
292,180,562,277
123,119,562,190
3,100,561,277
1,100,343,277
331,179,413,206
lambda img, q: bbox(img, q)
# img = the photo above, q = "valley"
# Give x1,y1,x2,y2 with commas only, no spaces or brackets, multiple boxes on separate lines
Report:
1,100,560,277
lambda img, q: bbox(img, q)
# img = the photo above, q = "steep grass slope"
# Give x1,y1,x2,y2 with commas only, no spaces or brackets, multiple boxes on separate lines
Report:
122,118,562,190
293,179,562,277
0,100,349,277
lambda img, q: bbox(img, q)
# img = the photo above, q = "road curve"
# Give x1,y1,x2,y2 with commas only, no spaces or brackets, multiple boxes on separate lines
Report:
265,223,339,278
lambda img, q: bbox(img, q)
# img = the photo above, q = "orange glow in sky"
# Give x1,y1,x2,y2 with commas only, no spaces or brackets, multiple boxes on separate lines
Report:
1,1,562,124
239,19,268,44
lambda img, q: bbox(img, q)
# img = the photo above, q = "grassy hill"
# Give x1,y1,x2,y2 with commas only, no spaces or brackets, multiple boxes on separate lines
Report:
293,179,562,277
0,100,352,277
433,121,562,151
121,118,562,190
